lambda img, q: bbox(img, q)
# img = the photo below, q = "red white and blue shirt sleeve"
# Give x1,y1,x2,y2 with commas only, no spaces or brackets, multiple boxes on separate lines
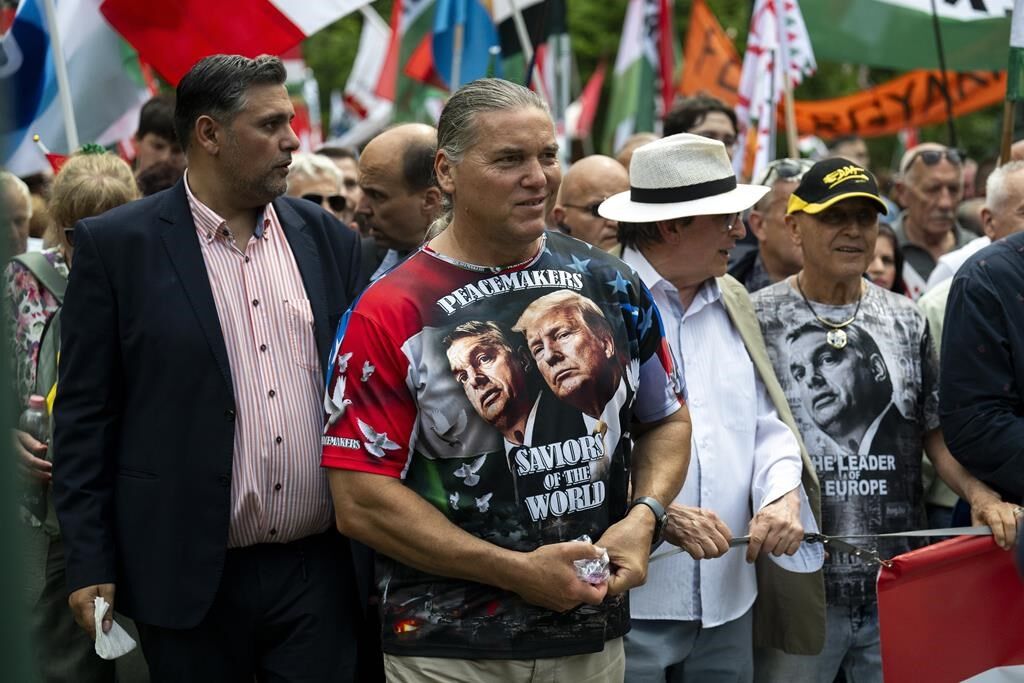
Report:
321,308,418,479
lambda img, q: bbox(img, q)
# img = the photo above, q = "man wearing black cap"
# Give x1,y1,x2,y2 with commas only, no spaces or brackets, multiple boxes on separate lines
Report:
751,158,1019,683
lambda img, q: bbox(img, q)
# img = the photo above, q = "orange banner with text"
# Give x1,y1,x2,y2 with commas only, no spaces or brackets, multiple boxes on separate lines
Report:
678,0,1007,140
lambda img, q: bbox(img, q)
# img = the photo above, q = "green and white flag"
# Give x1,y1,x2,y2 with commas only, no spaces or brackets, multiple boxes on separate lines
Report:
603,0,659,154
801,0,1013,71
1010,0,1024,100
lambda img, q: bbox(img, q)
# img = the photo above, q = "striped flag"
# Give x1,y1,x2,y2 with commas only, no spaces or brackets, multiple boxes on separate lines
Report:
99,0,370,85
603,0,674,154
802,0,1012,71
1,0,151,175
733,0,815,181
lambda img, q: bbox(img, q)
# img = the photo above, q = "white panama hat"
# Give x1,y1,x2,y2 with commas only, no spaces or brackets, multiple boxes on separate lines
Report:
598,133,769,223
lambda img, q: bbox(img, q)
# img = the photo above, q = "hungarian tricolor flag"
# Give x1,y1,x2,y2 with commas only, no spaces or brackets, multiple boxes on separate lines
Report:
99,0,371,85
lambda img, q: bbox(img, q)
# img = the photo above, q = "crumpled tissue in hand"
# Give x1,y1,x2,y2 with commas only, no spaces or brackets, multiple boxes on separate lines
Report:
93,596,136,660
573,534,611,585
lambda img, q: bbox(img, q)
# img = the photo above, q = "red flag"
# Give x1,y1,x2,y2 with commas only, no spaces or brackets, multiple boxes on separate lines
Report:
878,536,1024,682
99,0,369,85
45,153,69,174
375,0,403,101
574,61,606,139
656,0,675,116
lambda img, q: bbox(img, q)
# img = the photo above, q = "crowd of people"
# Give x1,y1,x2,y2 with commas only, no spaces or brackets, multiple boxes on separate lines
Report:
3,54,1023,683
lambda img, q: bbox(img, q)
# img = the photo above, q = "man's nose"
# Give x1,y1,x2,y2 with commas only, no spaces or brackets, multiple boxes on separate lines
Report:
355,193,371,216
522,158,547,188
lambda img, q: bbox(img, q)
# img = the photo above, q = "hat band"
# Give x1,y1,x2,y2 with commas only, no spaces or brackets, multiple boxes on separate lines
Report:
630,176,737,204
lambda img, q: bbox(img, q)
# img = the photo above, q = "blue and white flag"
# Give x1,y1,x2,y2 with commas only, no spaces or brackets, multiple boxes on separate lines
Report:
1,0,149,175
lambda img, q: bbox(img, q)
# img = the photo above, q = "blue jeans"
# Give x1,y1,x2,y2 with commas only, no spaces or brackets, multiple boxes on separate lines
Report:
624,609,753,683
754,604,881,683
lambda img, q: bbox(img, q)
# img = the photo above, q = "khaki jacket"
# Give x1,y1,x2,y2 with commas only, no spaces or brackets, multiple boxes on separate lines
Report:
718,275,826,655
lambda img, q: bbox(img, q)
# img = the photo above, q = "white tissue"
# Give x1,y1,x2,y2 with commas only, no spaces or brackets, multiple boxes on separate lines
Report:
93,596,137,660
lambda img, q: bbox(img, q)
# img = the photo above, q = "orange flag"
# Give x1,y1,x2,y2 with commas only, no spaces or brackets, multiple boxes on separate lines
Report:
678,0,741,104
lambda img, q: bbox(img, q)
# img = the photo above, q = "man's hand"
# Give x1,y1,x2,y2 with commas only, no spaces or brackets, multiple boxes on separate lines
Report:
969,494,1020,550
69,583,115,640
13,429,51,482
663,504,732,560
508,541,608,612
596,508,657,596
746,488,804,563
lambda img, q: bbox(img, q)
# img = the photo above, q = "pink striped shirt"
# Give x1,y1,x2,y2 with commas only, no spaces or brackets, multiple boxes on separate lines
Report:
186,176,331,547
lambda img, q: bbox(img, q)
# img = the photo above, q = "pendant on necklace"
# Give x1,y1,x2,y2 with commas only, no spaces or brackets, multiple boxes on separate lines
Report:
826,328,848,349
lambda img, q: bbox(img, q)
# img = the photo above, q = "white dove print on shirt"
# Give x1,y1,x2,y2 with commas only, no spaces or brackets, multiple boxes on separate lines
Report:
358,418,400,458
453,453,486,486
429,408,468,447
324,373,352,426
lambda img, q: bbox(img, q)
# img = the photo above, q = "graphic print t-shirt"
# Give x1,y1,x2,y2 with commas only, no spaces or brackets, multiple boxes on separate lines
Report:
321,231,683,658
752,281,938,606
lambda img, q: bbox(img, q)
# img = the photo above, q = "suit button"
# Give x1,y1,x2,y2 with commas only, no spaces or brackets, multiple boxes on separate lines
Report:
224,408,236,421
269,528,277,536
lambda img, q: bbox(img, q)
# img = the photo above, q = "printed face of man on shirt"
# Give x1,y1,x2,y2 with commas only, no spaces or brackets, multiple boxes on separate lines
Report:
446,323,533,442
516,294,618,418
787,327,890,449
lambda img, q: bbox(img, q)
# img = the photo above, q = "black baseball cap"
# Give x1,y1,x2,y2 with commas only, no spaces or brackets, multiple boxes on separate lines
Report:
786,158,887,216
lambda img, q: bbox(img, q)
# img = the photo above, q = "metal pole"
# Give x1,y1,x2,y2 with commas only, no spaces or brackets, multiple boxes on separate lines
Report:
929,0,958,148
41,0,79,152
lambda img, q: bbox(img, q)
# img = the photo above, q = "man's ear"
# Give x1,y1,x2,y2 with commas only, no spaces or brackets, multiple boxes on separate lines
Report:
435,151,456,194
421,186,444,220
194,115,221,155
550,205,567,226
869,352,889,383
785,213,802,247
748,211,768,242
980,206,996,240
892,179,907,208
654,218,678,242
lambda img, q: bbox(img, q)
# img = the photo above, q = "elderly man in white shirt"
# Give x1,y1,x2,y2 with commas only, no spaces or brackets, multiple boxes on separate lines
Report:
599,134,824,682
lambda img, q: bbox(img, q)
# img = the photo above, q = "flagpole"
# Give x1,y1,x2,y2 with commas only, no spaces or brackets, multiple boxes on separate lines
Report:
1001,101,1015,164
783,82,799,159
452,23,464,90
928,0,958,149
41,0,79,152
507,0,544,88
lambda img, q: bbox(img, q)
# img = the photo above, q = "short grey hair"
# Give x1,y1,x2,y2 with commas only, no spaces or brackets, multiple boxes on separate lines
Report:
287,152,342,192
985,160,1024,212
0,172,32,216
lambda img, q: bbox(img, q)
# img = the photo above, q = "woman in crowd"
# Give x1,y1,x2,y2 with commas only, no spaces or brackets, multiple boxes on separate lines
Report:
866,222,907,295
5,149,148,682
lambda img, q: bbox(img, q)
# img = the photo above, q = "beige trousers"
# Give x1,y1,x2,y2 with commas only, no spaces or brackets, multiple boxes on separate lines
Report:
383,636,625,683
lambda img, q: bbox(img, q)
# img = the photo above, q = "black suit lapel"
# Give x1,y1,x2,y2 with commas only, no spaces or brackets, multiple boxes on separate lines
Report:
158,181,234,395
274,198,330,367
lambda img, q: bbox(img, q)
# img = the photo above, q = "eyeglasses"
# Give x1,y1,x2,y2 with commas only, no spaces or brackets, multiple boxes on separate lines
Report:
756,158,814,187
302,193,348,213
902,148,963,174
690,130,737,148
563,200,607,218
709,213,740,232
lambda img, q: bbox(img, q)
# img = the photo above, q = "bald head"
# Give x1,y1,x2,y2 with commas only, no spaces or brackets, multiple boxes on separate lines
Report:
615,133,659,170
553,155,629,251
357,124,442,251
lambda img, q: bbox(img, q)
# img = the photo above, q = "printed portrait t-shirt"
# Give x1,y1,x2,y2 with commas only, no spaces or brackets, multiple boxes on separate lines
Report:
321,231,683,659
752,280,938,607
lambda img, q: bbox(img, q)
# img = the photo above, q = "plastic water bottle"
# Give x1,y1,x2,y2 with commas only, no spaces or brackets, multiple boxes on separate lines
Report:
18,395,50,523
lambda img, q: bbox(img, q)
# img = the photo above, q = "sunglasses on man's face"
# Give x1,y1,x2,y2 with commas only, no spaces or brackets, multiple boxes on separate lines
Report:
302,193,348,213
905,148,963,173
563,200,606,218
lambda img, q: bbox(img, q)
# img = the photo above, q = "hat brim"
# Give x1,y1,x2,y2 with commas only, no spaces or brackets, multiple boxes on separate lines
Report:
787,191,888,216
598,183,770,223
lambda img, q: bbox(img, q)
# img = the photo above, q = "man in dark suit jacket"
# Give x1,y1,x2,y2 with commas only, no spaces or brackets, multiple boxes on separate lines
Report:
52,54,370,681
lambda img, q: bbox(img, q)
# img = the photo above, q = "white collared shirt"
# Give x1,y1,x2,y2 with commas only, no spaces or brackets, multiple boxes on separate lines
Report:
623,247,815,627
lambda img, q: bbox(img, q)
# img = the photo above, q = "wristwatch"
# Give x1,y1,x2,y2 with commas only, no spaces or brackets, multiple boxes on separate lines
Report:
630,496,667,547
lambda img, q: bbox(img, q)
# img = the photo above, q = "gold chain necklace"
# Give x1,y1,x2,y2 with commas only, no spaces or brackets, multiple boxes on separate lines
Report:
795,275,864,349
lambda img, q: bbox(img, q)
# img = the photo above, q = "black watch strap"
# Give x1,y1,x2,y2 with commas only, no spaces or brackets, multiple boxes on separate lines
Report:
630,496,667,545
